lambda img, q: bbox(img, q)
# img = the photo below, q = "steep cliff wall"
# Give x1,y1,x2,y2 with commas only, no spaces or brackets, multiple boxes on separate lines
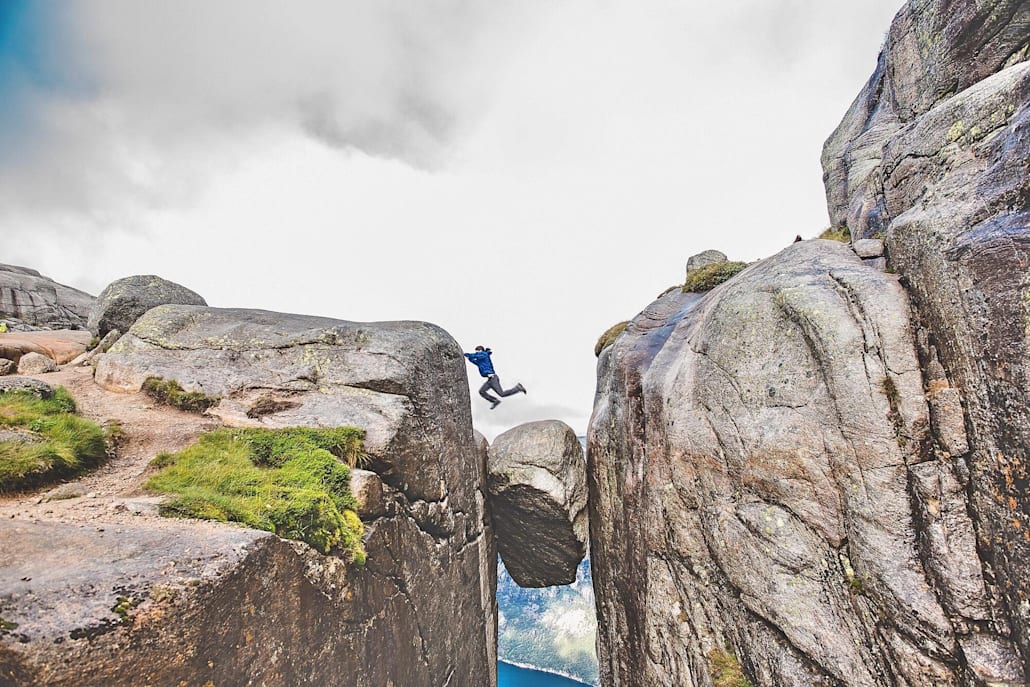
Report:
823,0,1030,673
2,305,497,686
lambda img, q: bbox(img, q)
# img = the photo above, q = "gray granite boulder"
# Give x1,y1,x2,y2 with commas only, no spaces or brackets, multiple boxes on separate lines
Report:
0,358,14,376
16,352,57,375
10,305,498,687
0,377,54,399
588,240,1020,686
0,264,94,330
685,249,727,276
487,420,588,588
87,275,206,337
823,0,1030,673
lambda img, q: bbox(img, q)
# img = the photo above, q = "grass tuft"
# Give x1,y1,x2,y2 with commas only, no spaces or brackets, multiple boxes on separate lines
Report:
142,377,219,414
0,388,108,492
595,321,630,357
145,427,367,560
818,226,852,243
708,647,753,687
683,261,748,293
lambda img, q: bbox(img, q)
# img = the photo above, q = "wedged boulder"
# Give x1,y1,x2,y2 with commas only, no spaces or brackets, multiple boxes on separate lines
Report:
0,330,93,365
588,240,1020,687
87,275,206,337
9,305,498,687
823,0,1030,671
0,264,94,330
16,352,56,375
487,420,587,588
685,249,727,275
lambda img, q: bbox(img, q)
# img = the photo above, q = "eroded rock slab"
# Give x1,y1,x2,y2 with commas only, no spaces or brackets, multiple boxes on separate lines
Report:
0,330,92,366
487,420,588,587
87,275,206,337
0,264,93,331
588,240,1020,686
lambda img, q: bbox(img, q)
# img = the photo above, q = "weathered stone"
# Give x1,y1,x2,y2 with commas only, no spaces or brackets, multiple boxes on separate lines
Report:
68,329,122,367
685,249,727,275
0,264,93,330
487,420,587,588
0,330,92,365
67,304,496,686
588,240,1011,686
853,238,885,258
928,385,970,457
350,469,390,519
16,352,57,375
42,483,88,502
822,0,1030,670
0,378,54,399
0,359,14,376
863,257,888,271
87,275,206,337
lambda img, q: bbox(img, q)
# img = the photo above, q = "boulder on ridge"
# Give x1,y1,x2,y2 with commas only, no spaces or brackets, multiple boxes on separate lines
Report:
87,275,206,337
0,264,93,330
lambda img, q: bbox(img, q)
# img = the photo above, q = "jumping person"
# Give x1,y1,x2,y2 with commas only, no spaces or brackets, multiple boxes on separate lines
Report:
464,346,526,409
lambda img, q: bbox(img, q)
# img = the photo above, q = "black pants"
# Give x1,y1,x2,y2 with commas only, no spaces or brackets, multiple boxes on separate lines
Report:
479,375,519,402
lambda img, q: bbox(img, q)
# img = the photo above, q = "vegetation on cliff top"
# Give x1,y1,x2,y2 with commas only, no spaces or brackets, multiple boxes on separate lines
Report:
818,226,851,243
682,261,748,293
142,376,220,414
145,427,367,560
0,387,109,492
594,321,630,357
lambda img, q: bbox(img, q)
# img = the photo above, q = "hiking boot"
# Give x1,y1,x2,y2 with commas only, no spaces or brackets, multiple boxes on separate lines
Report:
516,383,527,394
490,399,501,410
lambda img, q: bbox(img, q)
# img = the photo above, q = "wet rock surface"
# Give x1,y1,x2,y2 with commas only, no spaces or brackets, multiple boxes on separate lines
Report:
487,420,588,588
823,0,1030,674
588,240,1023,686
87,275,206,337
0,264,94,331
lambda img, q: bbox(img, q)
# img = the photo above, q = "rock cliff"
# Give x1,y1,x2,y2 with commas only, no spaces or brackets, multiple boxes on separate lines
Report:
588,1,1029,685
2,305,497,686
0,264,94,331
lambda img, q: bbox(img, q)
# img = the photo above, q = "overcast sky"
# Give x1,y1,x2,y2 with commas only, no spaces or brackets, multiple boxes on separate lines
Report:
1,0,903,439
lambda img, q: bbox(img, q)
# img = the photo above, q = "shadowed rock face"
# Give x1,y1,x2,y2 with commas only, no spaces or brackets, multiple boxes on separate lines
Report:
588,240,1023,686
823,0,1030,674
6,305,497,686
0,264,94,331
487,420,588,588
87,275,206,337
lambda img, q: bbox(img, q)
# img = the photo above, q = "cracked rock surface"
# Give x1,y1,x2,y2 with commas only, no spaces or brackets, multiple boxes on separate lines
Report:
588,240,1022,686
823,0,1030,676
487,420,588,588
87,275,206,338
0,264,94,331
6,304,497,686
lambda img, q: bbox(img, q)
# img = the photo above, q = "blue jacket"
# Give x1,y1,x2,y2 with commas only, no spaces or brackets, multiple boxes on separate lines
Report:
464,350,495,377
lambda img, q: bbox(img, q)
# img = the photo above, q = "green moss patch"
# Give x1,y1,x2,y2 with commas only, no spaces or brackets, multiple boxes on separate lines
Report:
146,427,367,560
818,226,852,243
708,648,753,687
142,377,219,413
595,321,630,357
683,261,748,293
0,387,108,493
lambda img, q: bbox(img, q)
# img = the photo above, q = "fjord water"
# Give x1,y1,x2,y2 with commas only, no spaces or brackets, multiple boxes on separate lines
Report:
498,661,592,687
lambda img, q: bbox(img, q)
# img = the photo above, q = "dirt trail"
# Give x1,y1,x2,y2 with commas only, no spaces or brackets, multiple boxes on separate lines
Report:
0,365,220,525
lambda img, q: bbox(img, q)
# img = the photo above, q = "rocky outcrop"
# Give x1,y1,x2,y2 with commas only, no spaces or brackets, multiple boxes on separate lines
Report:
6,305,497,686
0,330,93,366
87,275,206,337
487,420,588,588
588,240,1023,686
685,250,727,275
0,264,93,330
823,0,1030,674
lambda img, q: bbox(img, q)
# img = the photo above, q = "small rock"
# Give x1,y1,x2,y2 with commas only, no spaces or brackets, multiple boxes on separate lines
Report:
17,352,57,375
0,358,15,376
0,377,55,398
43,484,88,501
853,238,885,258
929,386,969,456
350,469,389,518
863,257,888,271
686,250,728,276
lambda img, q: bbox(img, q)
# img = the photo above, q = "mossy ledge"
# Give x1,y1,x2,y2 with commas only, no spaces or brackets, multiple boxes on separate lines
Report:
708,647,754,687
595,321,630,357
0,387,108,493
683,261,748,293
818,226,852,243
145,427,367,561
142,376,220,413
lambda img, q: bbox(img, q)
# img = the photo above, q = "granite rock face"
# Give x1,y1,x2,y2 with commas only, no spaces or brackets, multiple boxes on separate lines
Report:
87,275,206,337
487,420,588,588
0,264,93,330
0,330,93,366
823,0,1030,674
588,240,1023,686
9,305,498,686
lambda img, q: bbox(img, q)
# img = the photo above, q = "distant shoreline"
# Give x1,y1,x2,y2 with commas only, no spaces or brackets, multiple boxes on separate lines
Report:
498,659,594,686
